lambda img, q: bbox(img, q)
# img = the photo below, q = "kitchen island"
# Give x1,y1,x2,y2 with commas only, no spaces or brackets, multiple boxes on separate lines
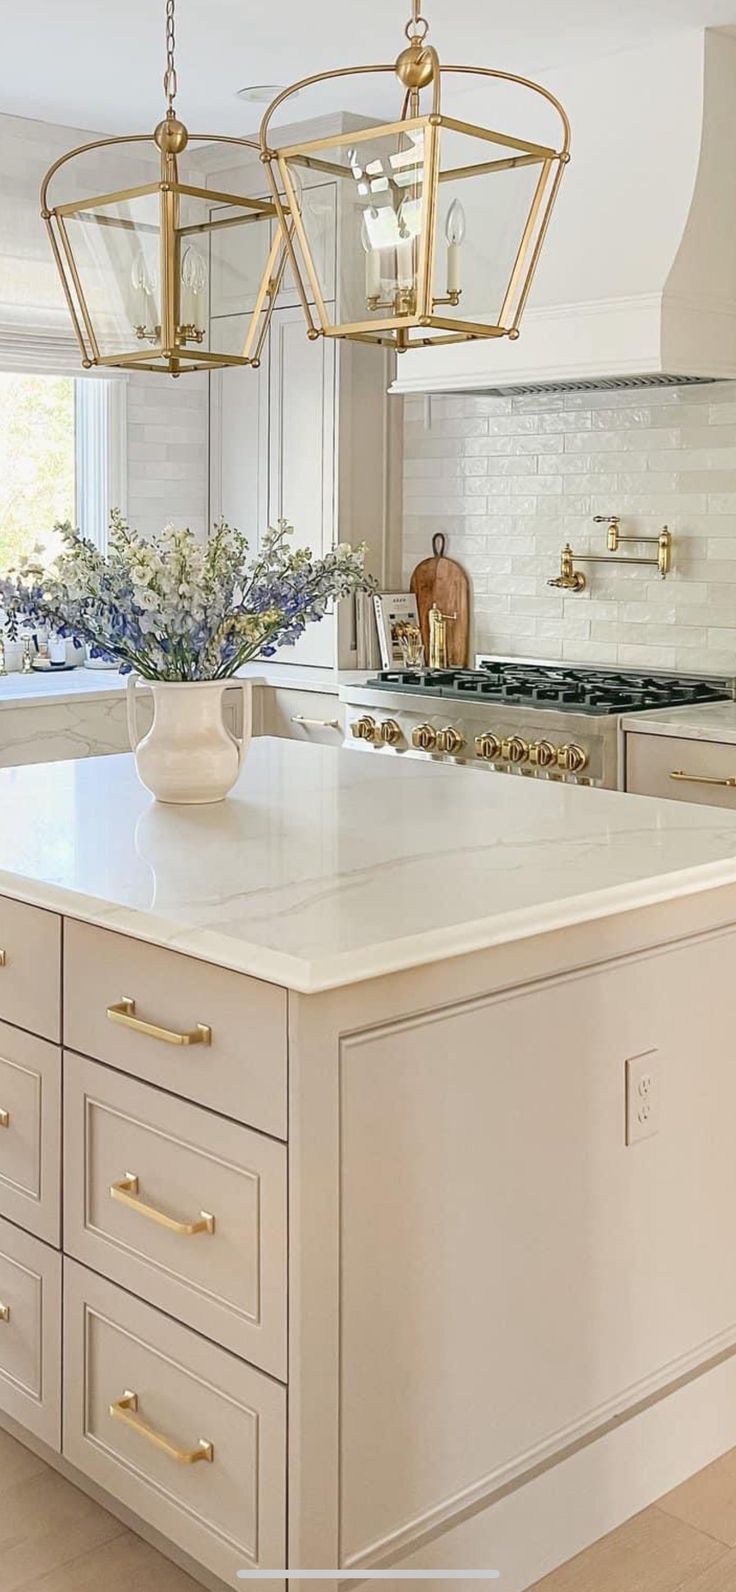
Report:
3,741,736,1591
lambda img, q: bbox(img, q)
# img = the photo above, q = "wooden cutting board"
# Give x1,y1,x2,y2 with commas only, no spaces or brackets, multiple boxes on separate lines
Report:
409,533,470,667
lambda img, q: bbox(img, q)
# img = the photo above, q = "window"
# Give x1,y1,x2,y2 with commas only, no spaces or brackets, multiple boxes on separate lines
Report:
0,373,126,569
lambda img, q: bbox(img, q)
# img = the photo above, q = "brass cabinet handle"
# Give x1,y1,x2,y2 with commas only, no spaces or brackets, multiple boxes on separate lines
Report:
107,997,211,1047
110,1174,215,1235
290,715,340,730
0,1303,9,1322
109,1391,213,1465
670,770,736,789
0,1109,9,1128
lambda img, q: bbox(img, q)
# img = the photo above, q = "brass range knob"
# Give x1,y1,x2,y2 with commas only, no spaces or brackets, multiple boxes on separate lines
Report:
501,735,529,765
436,726,465,755
379,718,402,747
412,722,438,751
557,743,588,774
351,715,378,743
529,740,559,769
475,732,502,762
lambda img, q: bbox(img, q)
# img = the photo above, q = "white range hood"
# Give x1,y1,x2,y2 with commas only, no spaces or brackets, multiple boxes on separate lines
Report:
391,28,736,396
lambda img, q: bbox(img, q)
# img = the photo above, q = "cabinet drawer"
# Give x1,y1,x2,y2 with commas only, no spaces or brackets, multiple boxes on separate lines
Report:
64,920,287,1140
64,1052,286,1378
63,1261,285,1586
0,1022,60,1245
0,896,60,1042
0,1214,60,1448
626,731,736,810
264,687,343,743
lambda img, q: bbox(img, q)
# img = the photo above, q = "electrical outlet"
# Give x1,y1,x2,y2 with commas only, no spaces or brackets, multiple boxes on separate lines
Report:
625,1050,660,1146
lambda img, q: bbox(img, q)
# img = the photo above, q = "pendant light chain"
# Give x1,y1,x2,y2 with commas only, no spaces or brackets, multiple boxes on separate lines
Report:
164,0,178,111
405,0,429,42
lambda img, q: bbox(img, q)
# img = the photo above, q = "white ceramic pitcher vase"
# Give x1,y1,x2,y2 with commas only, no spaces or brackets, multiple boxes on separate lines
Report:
126,677,252,804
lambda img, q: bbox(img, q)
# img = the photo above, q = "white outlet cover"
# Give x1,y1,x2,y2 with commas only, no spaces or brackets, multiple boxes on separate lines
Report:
625,1050,660,1146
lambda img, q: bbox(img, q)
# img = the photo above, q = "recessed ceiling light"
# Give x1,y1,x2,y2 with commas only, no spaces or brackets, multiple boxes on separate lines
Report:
237,84,287,103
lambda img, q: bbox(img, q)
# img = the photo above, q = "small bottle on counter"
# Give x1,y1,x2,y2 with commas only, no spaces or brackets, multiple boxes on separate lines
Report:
48,634,67,667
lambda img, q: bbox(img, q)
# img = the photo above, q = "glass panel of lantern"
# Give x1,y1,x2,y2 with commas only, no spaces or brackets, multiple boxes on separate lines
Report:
276,123,432,339
429,119,557,340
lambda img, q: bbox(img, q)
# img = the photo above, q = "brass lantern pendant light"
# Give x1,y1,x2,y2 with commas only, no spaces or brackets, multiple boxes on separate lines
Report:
260,1,570,353
40,0,287,375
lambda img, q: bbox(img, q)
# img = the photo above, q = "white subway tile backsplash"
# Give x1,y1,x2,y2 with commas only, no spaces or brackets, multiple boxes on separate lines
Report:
402,380,736,672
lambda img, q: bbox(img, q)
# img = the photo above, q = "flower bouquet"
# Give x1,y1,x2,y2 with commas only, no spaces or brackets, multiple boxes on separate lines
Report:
1,512,375,803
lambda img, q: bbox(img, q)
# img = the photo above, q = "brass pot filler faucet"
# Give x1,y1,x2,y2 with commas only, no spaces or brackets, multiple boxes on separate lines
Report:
548,516,672,592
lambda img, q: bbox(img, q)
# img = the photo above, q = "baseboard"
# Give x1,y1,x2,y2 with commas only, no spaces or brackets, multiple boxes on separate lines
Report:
368,1350,736,1591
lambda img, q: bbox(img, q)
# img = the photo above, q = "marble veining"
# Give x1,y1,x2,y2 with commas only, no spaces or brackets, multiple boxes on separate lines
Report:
622,701,736,746
1,742,736,990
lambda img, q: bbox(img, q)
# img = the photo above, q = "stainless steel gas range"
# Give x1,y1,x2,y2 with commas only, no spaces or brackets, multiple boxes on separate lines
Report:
341,658,734,789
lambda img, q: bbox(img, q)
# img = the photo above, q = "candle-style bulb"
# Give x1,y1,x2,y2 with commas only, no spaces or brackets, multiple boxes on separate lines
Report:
445,198,466,247
445,198,465,298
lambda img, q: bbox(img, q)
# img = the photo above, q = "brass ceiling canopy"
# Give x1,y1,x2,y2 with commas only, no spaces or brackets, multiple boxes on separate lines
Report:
40,0,286,375
260,1,571,352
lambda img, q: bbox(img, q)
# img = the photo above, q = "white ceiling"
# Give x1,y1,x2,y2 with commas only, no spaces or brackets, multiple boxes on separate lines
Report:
3,0,736,137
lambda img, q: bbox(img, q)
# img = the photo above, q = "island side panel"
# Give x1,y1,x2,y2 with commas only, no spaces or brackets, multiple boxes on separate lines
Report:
287,896,736,1588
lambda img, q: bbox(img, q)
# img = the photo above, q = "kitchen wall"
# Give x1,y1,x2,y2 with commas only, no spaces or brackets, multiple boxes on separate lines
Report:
126,370,208,539
402,380,736,675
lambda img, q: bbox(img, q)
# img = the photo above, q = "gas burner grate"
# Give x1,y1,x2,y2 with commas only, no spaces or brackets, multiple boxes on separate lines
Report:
366,664,732,715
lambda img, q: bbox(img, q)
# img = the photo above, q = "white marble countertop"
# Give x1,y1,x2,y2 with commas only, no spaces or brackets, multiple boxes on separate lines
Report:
1,742,736,992
622,702,736,745
0,661,373,711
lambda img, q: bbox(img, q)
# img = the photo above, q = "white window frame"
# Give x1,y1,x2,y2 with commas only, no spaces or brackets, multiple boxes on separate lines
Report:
74,378,127,551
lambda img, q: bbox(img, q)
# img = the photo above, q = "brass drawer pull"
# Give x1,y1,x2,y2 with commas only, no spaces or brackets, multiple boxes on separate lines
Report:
110,1174,215,1235
107,997,211,1047
0,951,5,967
0,1303,9,1322
670,770,736,789
0,1109,9,1128
290,715,340,730
109,1391,213,1465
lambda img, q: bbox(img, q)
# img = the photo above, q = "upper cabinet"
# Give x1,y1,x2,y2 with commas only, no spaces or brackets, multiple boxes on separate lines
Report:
207,118,401,669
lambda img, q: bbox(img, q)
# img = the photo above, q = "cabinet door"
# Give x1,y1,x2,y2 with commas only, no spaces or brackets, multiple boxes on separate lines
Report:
268,304,336,557
626,731,736,809
268,306,337,666
209,316,269,547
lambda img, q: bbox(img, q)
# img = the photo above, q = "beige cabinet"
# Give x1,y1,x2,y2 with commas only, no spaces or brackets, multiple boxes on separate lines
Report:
64,1052,287,1378
0,1021,60,1245
260,686,343,744
63,918,287,1140
0,1213,61,1448
0,897,60,1042
64,1260,286,1587
626,730,736,809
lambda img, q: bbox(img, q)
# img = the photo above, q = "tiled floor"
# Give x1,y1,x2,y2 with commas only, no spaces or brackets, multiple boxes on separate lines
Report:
0,1426,198,1591
5,1416,736,1591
